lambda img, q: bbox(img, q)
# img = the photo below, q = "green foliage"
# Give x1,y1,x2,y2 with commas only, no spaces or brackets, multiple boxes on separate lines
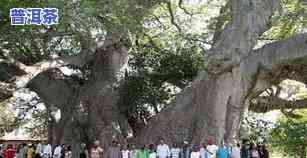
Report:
239,112,274,143
269,110,307,157
119,34,203,123
0,103,18,136
25,107,48,140
262,0,307,40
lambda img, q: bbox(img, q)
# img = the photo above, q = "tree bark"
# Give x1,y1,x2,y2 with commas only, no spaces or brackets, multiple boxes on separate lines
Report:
133,64,255,145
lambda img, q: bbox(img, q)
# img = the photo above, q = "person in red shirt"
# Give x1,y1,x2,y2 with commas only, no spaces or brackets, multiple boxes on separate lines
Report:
4,144,16,158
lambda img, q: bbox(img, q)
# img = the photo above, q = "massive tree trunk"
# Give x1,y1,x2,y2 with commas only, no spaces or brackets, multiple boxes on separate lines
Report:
133,63,256,145
134,0,281,145
28,33,130,157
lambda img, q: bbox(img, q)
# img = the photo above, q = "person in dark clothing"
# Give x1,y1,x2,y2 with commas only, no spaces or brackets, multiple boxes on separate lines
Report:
79,143,89,158
60,144,66,158
258,145,269,158
179,141,191,158
241,139,250,158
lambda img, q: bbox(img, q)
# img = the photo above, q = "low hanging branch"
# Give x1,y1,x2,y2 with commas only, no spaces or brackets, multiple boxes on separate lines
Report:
250,33,307,71
0,33,122,102
250,96,307,113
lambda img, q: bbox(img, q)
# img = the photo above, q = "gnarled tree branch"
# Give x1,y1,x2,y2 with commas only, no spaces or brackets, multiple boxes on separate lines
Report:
250,96,307,113
251,33,307,71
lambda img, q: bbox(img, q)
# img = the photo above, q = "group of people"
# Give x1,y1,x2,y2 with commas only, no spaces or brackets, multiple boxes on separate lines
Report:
0,142,72,158
80,138,269,158
0,138,269,158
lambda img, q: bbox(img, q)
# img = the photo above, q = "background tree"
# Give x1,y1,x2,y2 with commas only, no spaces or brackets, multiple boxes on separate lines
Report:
269,110,307,158
0,103,18,136
239,112,274,143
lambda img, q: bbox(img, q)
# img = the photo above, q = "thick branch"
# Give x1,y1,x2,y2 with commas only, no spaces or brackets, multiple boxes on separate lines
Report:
27,69,79,109
250,96,307,113
13,54,91,88
205,0,280,74
0,43,93,89
250,33,307,70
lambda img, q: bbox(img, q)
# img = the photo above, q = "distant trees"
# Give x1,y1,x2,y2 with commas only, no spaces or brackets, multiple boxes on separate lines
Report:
0,103,18,136
269,110,307,158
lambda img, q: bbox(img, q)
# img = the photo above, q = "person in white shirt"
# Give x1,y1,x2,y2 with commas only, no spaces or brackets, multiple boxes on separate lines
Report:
190,145,200,158
53,144,62,158
35,142,43,156
157,139,170,158
149,144,157,158
42,143,52,158
122,145,130,158
230,144,241,158
129,145,137,158
206,138,218,158
170,143,180,158
199,143,205,158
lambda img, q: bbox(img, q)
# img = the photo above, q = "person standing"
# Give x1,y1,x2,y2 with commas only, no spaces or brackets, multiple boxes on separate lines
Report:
16,144,23,158
60,144,65,158
170,143,180,158
107,141,121,158
199,144,206,158
258,145,268,158
79,143,89,158
0,144,4,158
240,140,250,158
129,145,138,158
180,141,191,158
136,145,149,158
27,144,35,158
53,145,62,158
216,143,230,158
122,145,130,158
17,143,27,158
157,139,170,158
249,144,259,158
64,146,72,158
148,144,156,158
190,145,200,158
4,144,16,158
35,142,43,158
230,144,240,158
90,140,103,158
206,138,218,158
42,143,52,158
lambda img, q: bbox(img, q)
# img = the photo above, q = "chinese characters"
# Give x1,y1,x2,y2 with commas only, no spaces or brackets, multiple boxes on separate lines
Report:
10,8,59,25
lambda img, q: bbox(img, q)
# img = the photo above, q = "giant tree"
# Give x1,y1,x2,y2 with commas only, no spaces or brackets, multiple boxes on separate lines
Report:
1,0,307,155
